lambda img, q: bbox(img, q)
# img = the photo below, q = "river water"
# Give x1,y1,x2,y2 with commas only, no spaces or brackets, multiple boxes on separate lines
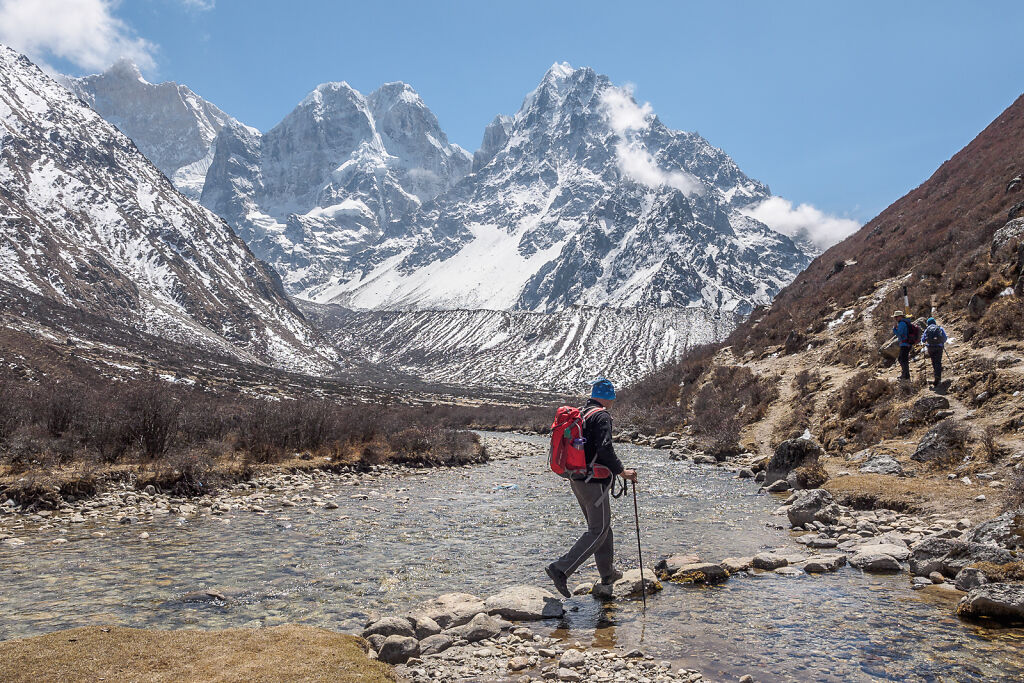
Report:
2,433,1022,681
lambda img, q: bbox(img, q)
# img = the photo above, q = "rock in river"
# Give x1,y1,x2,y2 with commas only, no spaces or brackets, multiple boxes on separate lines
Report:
484,585,564,621
752,553,788,570
802,555,847,573
671,563,730,585
850,553,902,572
654,553,701,579
957,583,1024,624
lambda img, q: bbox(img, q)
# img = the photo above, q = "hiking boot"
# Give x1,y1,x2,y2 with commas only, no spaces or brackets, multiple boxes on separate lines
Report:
600,569,623,585
545,563,571,598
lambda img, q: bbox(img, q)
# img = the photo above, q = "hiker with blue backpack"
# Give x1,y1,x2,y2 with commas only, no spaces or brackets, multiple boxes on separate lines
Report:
545,378,637,598
922,317,948,388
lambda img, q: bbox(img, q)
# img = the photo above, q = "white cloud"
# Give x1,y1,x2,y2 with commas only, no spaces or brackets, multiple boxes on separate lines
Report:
740,196,860,250
600,84,652,135
614,141,703,196
599,85,702,197
0,0,156,73
181,0,215,10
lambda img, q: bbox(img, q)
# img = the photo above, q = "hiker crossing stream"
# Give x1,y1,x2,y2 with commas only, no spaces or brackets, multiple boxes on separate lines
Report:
2,433,1023,681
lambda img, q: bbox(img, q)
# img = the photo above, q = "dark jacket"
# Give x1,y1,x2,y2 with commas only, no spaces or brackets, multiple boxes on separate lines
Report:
581,399,624,483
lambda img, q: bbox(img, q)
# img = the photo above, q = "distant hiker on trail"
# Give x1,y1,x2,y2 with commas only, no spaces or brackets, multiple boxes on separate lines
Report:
922,316,948,388
545,378,637,598
892,310,919,381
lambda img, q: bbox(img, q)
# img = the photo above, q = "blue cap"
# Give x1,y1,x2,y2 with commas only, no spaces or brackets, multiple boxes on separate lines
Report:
927,317,936,325
590,378,616,400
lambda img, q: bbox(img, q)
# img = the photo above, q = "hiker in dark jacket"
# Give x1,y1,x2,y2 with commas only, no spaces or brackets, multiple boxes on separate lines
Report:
921,316,948,388
892,310,913,380
546,378,636,598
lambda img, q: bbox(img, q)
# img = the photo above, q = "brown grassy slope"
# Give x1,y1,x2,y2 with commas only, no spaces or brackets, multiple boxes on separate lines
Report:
0,625,394,683
734,92,1024,352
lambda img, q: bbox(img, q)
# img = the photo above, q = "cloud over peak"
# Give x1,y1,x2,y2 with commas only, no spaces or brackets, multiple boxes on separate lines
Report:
740,196,860,250
599,85,702,197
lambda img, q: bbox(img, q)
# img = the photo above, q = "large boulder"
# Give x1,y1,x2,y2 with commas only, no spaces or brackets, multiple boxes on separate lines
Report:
410,592,486,629
410,615,441,640
940,543,1016,577
484,586,564,621
911,420,967,463
859,454,904,476
670,563,730,585
787,489,840,528
443,612,503,643
957,583,1024,624
765,438,822,485
362,616,415,640
962,509,1024,550
850,553,902,572
909,536,961,576
880,335,901,360
377,635,420,664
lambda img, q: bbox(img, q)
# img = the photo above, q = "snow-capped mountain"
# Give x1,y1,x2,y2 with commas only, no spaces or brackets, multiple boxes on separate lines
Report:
200,80,471,293
0,45,335,373
312,63,811,315
65,59,235,199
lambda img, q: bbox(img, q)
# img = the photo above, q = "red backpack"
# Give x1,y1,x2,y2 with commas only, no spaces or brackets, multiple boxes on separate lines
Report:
549,405,613,480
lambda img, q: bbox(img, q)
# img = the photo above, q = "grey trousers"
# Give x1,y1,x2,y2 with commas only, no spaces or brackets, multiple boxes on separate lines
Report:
553,479,614,579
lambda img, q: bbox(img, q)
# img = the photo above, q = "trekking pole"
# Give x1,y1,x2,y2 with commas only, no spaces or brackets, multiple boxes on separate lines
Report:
631,479,646,612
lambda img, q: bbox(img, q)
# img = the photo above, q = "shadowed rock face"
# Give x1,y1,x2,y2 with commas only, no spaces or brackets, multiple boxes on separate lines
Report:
0,45,334,373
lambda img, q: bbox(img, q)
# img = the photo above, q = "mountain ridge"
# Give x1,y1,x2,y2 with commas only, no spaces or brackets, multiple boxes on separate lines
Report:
0,44,336,374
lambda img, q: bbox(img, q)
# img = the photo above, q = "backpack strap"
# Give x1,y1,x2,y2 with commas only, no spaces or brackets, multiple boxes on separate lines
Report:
580,406,608,481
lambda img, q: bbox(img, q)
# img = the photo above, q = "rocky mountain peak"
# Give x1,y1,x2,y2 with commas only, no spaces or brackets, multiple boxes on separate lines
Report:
67,60,235,199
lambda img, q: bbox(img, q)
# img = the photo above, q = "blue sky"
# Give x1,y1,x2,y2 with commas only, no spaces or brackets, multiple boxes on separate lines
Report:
2,0,1022,228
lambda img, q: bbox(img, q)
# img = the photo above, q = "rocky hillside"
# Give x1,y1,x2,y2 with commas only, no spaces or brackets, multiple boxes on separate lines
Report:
65,59,236,200
0,45,335,373
623,92,1024,520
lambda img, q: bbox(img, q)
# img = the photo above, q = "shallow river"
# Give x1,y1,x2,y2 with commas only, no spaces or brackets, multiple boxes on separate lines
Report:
2,433,1023,681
